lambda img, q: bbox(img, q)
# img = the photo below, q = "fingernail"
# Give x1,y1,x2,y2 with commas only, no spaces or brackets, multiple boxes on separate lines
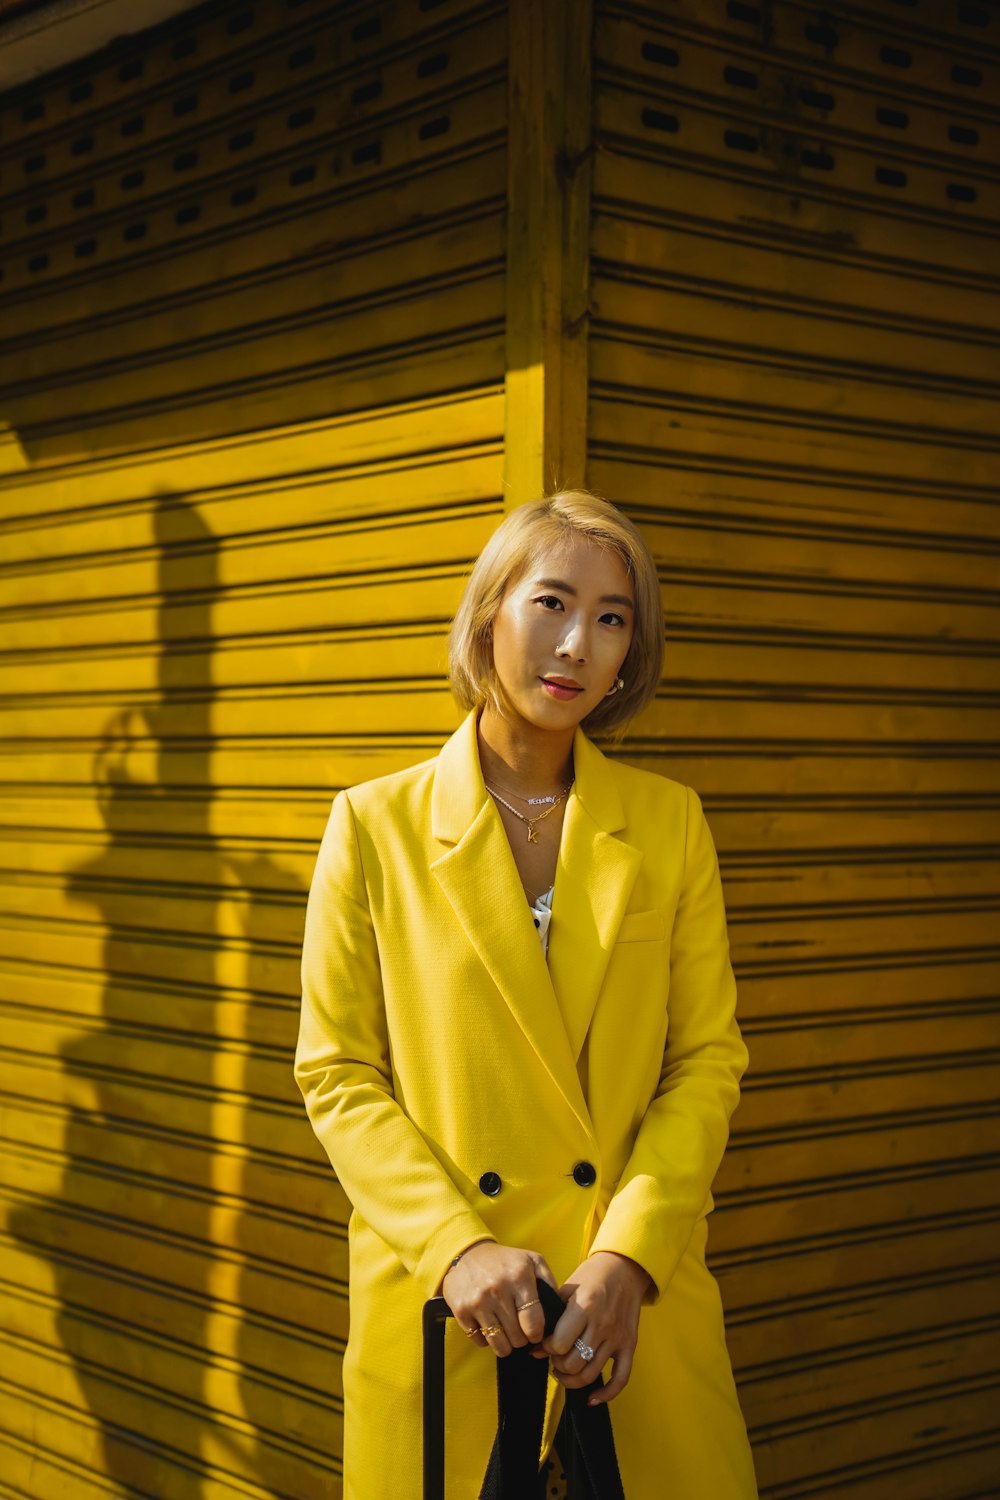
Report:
587,1397,599,1407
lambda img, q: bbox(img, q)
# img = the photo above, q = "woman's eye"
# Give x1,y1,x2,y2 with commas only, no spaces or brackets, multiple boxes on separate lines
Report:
534,595,564,610
602,612,626,627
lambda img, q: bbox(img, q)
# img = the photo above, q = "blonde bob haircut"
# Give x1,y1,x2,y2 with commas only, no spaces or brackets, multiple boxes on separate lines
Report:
448,490,664,744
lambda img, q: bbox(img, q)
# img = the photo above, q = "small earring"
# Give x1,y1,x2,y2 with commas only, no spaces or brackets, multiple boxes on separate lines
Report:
605,677,624,697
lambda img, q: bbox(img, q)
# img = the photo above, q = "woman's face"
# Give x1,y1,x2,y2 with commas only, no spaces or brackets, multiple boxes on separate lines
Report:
489,532,636,731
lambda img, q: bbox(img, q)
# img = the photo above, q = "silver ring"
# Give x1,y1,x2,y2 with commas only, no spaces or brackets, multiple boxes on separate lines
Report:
573,1337,595,1362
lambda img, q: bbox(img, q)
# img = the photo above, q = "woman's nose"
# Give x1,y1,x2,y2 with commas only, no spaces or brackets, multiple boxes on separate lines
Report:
558,627,588,661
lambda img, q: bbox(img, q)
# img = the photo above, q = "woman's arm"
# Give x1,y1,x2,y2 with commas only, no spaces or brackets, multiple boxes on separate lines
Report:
294,789,496,1300
586,783,749,1304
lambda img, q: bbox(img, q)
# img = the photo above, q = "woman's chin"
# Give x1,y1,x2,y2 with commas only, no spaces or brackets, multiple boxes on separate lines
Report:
518,693,591,731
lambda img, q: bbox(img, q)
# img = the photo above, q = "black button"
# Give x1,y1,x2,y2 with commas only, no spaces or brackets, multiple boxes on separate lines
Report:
573,1160,597,1187
479,1171,502,1196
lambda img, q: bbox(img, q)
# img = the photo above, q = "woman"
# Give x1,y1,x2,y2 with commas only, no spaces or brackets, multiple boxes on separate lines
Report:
294,491,758,1499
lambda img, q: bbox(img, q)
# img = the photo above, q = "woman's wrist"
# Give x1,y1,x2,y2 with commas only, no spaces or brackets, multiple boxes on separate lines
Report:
441,1237,495,1289
589,1248,653,1295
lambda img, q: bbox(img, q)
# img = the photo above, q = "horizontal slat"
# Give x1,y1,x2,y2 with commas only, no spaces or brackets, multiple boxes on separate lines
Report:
591,344,1000,477
591,209,1000,372
0,746,995,811
592,275,1000,421
0,9,506,228
0,1044,327,1166
0,0,497,149
11,330,504,463
0,3,506,298
1,1097,339,1235
713,1212,1000,1307
598,8,1000,175
592,141,997,288
589,452,1000,547
590,388,999,490
1,1145,335,1284
708,1162,1000,1256
0,677,996,744
751,1390,1000,1500
0,492,499,600
2,839,998,942
722,1110,1000,1198
7,215,505,400
0,1366,336,1500
0,1289,339,1470
1,272,505,432
0,1430,135,1500
3,1189,345,1338
0,145,507,348
0,384,503,503
1,1232,343,1399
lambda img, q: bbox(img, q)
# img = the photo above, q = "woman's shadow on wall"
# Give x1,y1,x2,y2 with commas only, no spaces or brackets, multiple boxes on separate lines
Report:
8,491,338,1497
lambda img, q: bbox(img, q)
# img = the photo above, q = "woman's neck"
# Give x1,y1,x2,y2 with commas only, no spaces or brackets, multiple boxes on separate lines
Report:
476,704,575,797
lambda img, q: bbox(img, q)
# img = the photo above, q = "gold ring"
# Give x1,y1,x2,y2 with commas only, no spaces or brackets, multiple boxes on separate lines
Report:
516,1298,541,1312
479,1324,503,1338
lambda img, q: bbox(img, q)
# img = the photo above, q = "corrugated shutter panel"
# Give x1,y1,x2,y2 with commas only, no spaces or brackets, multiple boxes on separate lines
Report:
591,2,999,1496
0,1,506,1495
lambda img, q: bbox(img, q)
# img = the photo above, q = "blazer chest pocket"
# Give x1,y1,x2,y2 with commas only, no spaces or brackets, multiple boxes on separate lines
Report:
615,908,666,944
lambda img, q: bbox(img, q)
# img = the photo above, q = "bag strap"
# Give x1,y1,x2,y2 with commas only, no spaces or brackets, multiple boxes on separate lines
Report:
478,1278,626,1500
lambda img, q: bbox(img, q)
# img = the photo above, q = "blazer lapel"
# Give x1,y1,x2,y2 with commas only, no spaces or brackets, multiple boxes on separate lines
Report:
429,708,642,1132
546,726,643,1062
430,709,590,1133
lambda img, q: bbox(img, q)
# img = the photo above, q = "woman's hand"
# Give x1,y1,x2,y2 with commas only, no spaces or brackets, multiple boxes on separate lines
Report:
442,1240,559,1356
532,1250,652,1404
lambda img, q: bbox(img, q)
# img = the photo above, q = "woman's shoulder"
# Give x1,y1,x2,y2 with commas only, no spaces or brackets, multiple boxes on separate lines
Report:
599,754,712,854
604,751,694,811
337,751,439,824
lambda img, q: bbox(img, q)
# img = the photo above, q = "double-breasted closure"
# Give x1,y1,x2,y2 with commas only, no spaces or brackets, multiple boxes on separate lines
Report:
295,706,758,1500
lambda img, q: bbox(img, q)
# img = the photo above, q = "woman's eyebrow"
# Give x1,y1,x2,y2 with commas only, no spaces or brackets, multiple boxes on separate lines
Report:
532,576,635,610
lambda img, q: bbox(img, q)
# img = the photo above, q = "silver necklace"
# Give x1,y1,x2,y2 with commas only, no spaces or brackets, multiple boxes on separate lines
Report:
485,779,574,843
487,776,568,807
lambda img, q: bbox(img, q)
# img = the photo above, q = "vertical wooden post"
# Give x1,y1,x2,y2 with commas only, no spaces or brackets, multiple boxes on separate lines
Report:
503,0,593,510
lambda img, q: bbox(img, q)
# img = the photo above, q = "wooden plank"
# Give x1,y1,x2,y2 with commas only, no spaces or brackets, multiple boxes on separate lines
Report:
0,492,500,596
504,0,592,504
0,1302,340,1483
1,1186,348,1338
591,145,998,286
708,1164,1000,1256
0,388,503,502
0,1370,337,1500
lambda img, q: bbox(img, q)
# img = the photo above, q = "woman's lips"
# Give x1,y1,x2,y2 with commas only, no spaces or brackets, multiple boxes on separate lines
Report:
540,678,583,700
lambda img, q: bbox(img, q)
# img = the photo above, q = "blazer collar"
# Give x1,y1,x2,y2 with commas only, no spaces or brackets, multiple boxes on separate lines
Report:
430,704,626,842
429,707,642,1135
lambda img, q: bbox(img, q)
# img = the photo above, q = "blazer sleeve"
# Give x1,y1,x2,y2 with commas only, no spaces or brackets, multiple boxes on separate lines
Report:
587,784,748,1305
294,789,496,1300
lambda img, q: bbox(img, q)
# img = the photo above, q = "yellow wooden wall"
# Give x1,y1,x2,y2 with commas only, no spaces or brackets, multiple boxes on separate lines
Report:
586,2,1000,1496
0,2,507,1496
2,1,998,1498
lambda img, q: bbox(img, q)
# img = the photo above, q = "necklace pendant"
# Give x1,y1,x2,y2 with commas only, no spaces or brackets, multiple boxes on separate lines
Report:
527,824,538,843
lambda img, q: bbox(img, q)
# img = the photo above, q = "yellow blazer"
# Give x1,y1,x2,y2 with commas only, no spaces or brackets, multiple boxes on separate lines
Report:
295,706,758,1500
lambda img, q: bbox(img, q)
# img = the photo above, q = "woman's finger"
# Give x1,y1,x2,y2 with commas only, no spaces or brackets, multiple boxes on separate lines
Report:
530,1254,560,1293
554,1338,611,1386
546,1305,587,1358
480,1312,515,1357
496,1293,530,1351
588,1345,633,1403
515,1286,546,1346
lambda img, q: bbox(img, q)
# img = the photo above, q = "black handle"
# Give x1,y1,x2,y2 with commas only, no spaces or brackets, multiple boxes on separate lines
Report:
422,1283,625,1500
422,1295,452,1500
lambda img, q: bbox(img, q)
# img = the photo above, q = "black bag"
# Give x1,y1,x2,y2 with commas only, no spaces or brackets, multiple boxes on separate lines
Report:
422,1278,626,1500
